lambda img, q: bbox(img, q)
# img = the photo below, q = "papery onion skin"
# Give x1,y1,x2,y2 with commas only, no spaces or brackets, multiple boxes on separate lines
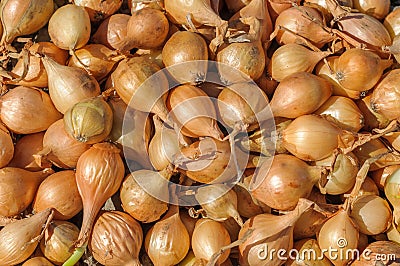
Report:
0,123,14,169
40,220,80,265
90,211,143,266
74,0,123,22
33,170,83,220
0,208,53,266
0,86,62,134
0,0,54,45
127,8,169,49
9,132,43,171
48,4,91,51
356,94,390,131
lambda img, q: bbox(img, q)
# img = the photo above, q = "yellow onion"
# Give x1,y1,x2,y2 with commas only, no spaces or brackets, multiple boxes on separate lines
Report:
90,211,143,266
351,241,400,265
0,167,54,217
217,40,265,84
371,165,400,190
0,0,54,46
315,152,359,195
127,8,169,49
314,96,364,132
65,142,124,265
272,6,333,48
40,220,79,265
48,4,91,53
384,168,400,223
195,184,243,226
145,205,190,266
353,0,390,20
68,44,123,81
268,0,301,22
9,132,43,171
174,138,246,184
0,86,62,134
74,0,122,22
107,97,153,169
192,219,231,264
63,96,113,144
92,14,133,52
167,84,223,139
315,56,363,100
0,208,53,266
386,223,400,244
33,170,83,220
42,56,101,114
371,69,400,120
293,205,333,240
270,72,332,119
8,42,68,88
384,8,400,39
0,123,14,169
22,257,54,266
317,209,359,266
120,170,170,223
34,119,90,169
238,198,314,266
250,154,321,210
162,31,208,84
233,184,265,218
334,48,392,92
135,48,164,68
217,82,270,131
350,194,392,235
286,238,333,266
356,94,390,131
270,43,330,82
326,0,391,50
111,57,169,121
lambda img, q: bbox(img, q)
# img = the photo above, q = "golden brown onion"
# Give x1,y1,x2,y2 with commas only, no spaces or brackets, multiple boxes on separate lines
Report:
356,94,390,131
74,0,122,22
0,123,14,169
22,257,54,266
9,132,43,171
384,8,400,39
353,0,390,20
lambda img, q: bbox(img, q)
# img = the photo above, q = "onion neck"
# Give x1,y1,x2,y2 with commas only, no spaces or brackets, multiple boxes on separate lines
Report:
62,245,87,266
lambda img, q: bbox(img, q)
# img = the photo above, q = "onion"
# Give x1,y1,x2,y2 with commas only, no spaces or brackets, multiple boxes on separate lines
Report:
34,119,90,169
42,56,101,114
370,69,400,120
293,205,332,240
127,8,169,49
162,31,208,84
48,4,91,54
0,86,62,134
90,211,143,266
145,205,190,266
167,84,223,139
350,194,392,235
353,0,390,20
352,241,400,265
0,208,54,266
250,154,321,210
384,169,400,223
272,6,333,48
334,48,392,92
233,184,265,218
68,44,123,81
317,209,359,266
0,167,54,217
217,40,265,84
92,14,133,52
356,94,390,131
64,142,124,265
238,199,314,265
192,219,231,264
314,96,364,132
111,57,169,121
326,0,391,50
22,257,54,266
270,43,330,82
269,72,332,119
120,170,169,223
73,0,122,22
33,170,83,220
384,8,400,39
268,0,301,22
9,132,43,171
63,96,113,144
0,123,14,169
8,42,68,88
40,220,80,265
195,184,243,226
286,238,332,266
0,0,54,46
371,165,400,190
